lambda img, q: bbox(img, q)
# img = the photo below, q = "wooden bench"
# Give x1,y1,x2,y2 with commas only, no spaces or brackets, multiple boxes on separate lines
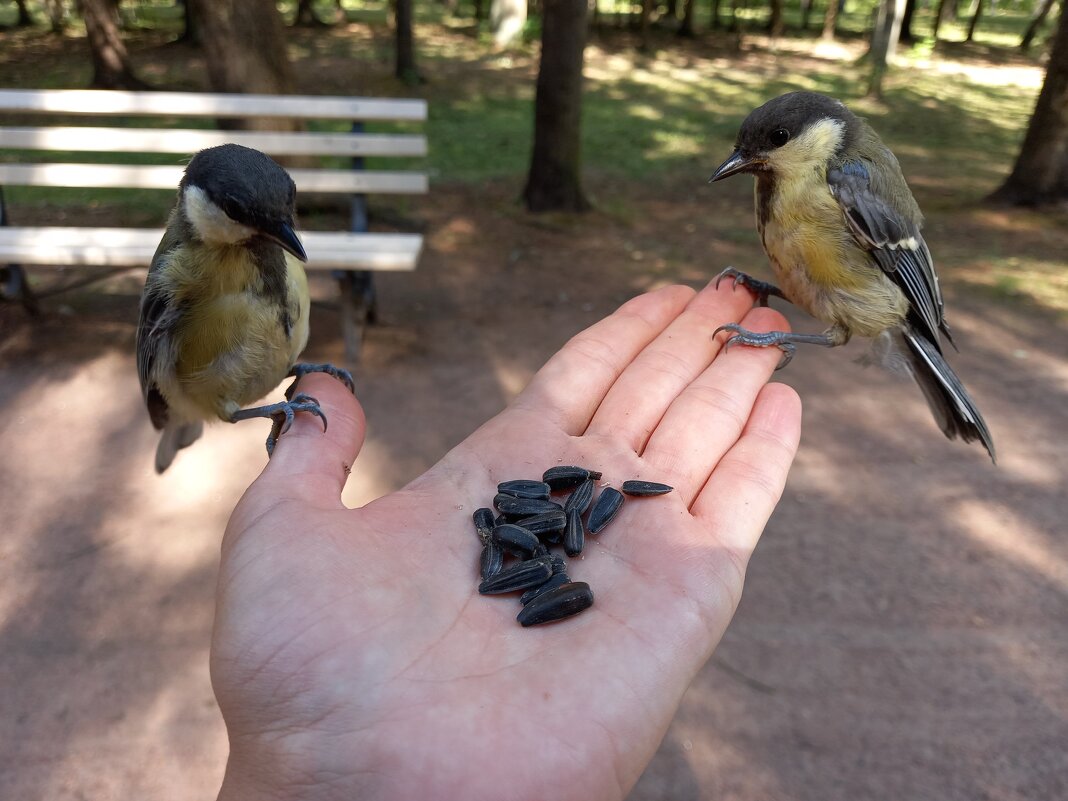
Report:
0,88,428,359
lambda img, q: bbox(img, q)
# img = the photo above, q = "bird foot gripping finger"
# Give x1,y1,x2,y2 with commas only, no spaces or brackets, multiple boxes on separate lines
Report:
286,362,355,400
230,393,328,456
714,267,787,308
714,323,805,370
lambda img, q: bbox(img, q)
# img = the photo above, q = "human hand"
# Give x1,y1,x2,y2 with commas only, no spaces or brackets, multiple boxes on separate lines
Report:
211,280,801,801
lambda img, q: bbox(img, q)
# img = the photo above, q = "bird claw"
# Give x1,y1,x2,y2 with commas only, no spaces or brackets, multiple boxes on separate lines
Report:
286,362,356,400
231,394,328,457
715,267,787,308
714,323,797,370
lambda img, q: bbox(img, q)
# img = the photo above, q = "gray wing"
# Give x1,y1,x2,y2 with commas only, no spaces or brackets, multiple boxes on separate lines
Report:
136,224,184,430
828,160,951,351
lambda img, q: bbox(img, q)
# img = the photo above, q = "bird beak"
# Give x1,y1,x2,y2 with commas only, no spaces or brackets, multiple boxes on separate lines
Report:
709,149,761,182
266,221,308,262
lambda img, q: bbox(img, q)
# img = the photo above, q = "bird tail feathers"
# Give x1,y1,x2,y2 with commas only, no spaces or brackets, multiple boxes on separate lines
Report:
155,420,204,473
897,328,996,463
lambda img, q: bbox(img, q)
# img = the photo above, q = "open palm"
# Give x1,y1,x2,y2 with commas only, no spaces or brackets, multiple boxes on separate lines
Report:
212,282,801,801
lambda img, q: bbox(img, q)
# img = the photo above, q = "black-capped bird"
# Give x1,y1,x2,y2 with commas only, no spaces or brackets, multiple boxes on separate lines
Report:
709,91,995,462
137,144,353,473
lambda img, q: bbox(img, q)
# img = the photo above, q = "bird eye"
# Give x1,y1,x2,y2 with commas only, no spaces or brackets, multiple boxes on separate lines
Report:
769,128,790,147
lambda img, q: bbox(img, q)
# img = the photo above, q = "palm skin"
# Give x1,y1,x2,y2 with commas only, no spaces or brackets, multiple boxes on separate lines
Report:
212,281,801,801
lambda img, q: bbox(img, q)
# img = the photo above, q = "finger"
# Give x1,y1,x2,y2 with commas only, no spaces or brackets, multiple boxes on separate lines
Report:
261,371,367,507
639,306,791,505
511,284,696,435
584,278,758,453
691,381,801,558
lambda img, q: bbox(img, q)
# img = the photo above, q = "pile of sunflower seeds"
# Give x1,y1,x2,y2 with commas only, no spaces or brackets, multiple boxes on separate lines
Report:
472,466,673,627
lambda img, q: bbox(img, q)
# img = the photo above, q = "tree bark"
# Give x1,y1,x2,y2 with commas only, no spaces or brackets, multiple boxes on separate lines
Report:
867,0,906,99
965,0,982,41
898,0,916,43
187,0,294,130
639,0,652,50
491,0,527,46
990,7,1068,205
13,0,34,25
523,0,590,212
768,0,784,37
77,0,148,89
294,0,333,26
43,0,67,33
1020,0,1058,51
932,0,951,41
392,0,418,82
822,0,839,40
678,0,697,36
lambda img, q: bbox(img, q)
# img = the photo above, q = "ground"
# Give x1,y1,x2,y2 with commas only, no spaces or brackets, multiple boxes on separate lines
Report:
1,172,1066,800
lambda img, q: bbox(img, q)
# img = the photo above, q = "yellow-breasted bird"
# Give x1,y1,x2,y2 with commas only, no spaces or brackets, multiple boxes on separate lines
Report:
137,144,353,473
710,91,995,462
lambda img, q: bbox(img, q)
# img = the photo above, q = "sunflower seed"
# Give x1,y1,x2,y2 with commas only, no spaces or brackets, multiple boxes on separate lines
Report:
491,523,543,557
542,466,601,490
588,487,624,534
519,572,572,605
621,480,674,497
478,555,554,595
564,508,585,556
549,553,568,575
517,581,594,626
494,494,563,517
563,478,595,515
473,507,496,544
497,479,552,500
480,541,505,580
516,509,567,536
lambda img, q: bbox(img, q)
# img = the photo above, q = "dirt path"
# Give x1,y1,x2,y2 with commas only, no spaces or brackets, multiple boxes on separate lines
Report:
1,180,1065,800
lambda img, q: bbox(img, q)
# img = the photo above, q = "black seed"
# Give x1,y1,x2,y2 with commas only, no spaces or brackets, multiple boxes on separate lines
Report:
516,510,567,536
563,478,595,515
564,508,585,556
621,480,674,497
520,572,572,605
517,581,594,626
497,479,552,500
549,554,568,575
494,494,563,517
491,523,543,557
494,513,508,527
587,470,603,480
473,507,496,544
478,555,554,595
588,487,624,534
542,466,594,490
479,542,504,580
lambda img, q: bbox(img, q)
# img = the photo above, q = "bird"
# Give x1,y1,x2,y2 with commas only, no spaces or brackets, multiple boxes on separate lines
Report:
709,91,995,462
136,143,353,473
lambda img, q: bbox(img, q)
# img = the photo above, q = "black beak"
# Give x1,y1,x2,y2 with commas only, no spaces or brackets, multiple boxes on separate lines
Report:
266,220,307,262
709,149,761,182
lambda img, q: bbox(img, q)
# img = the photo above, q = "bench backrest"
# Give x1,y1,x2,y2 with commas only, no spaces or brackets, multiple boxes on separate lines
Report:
0,89,428,197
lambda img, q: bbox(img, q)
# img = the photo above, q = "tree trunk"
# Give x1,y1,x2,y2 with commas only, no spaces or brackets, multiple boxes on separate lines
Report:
1020,0,1057,50
799,0,813,30
187,0,294,130
392,0,419,82
932,0,951,41
294,0,332,25
639,0,652,50
474,0,486,21
821,0,839,40
13,0,34,25
965,0,981,41
77,0,148,89
491,0,527,46
898,0,916,43
679,0,696,36
867,0,906,99
175,0,200,45
43,0,67,33
710,0,722,29
768,0,784,37
523,0,590,213
990,7,1068,205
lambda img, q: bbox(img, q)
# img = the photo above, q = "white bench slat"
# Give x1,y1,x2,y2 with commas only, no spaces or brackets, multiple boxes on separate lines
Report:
0,163,428,194
0,227,422,271
0,89,427,122
0,127,428,157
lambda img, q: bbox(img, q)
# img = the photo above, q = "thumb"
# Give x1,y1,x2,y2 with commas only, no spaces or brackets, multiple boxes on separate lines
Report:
259,371,367,507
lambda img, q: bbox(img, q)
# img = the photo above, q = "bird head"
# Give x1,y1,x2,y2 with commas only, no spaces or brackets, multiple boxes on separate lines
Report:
710,91,859,183
179,143,307,262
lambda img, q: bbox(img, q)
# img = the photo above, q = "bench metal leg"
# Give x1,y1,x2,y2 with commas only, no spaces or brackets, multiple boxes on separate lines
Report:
337,270,377,363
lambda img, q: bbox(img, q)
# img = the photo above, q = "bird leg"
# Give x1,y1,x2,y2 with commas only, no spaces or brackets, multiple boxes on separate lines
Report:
715,267,789,308
714,323,849,370
285,362,355,400
229,393,327,456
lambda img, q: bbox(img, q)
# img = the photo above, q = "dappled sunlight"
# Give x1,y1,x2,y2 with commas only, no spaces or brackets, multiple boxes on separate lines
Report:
959,500,1068,593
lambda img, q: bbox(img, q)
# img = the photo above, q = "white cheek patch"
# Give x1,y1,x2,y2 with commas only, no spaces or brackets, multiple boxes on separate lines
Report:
183,185,256,246
770,118,846,170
